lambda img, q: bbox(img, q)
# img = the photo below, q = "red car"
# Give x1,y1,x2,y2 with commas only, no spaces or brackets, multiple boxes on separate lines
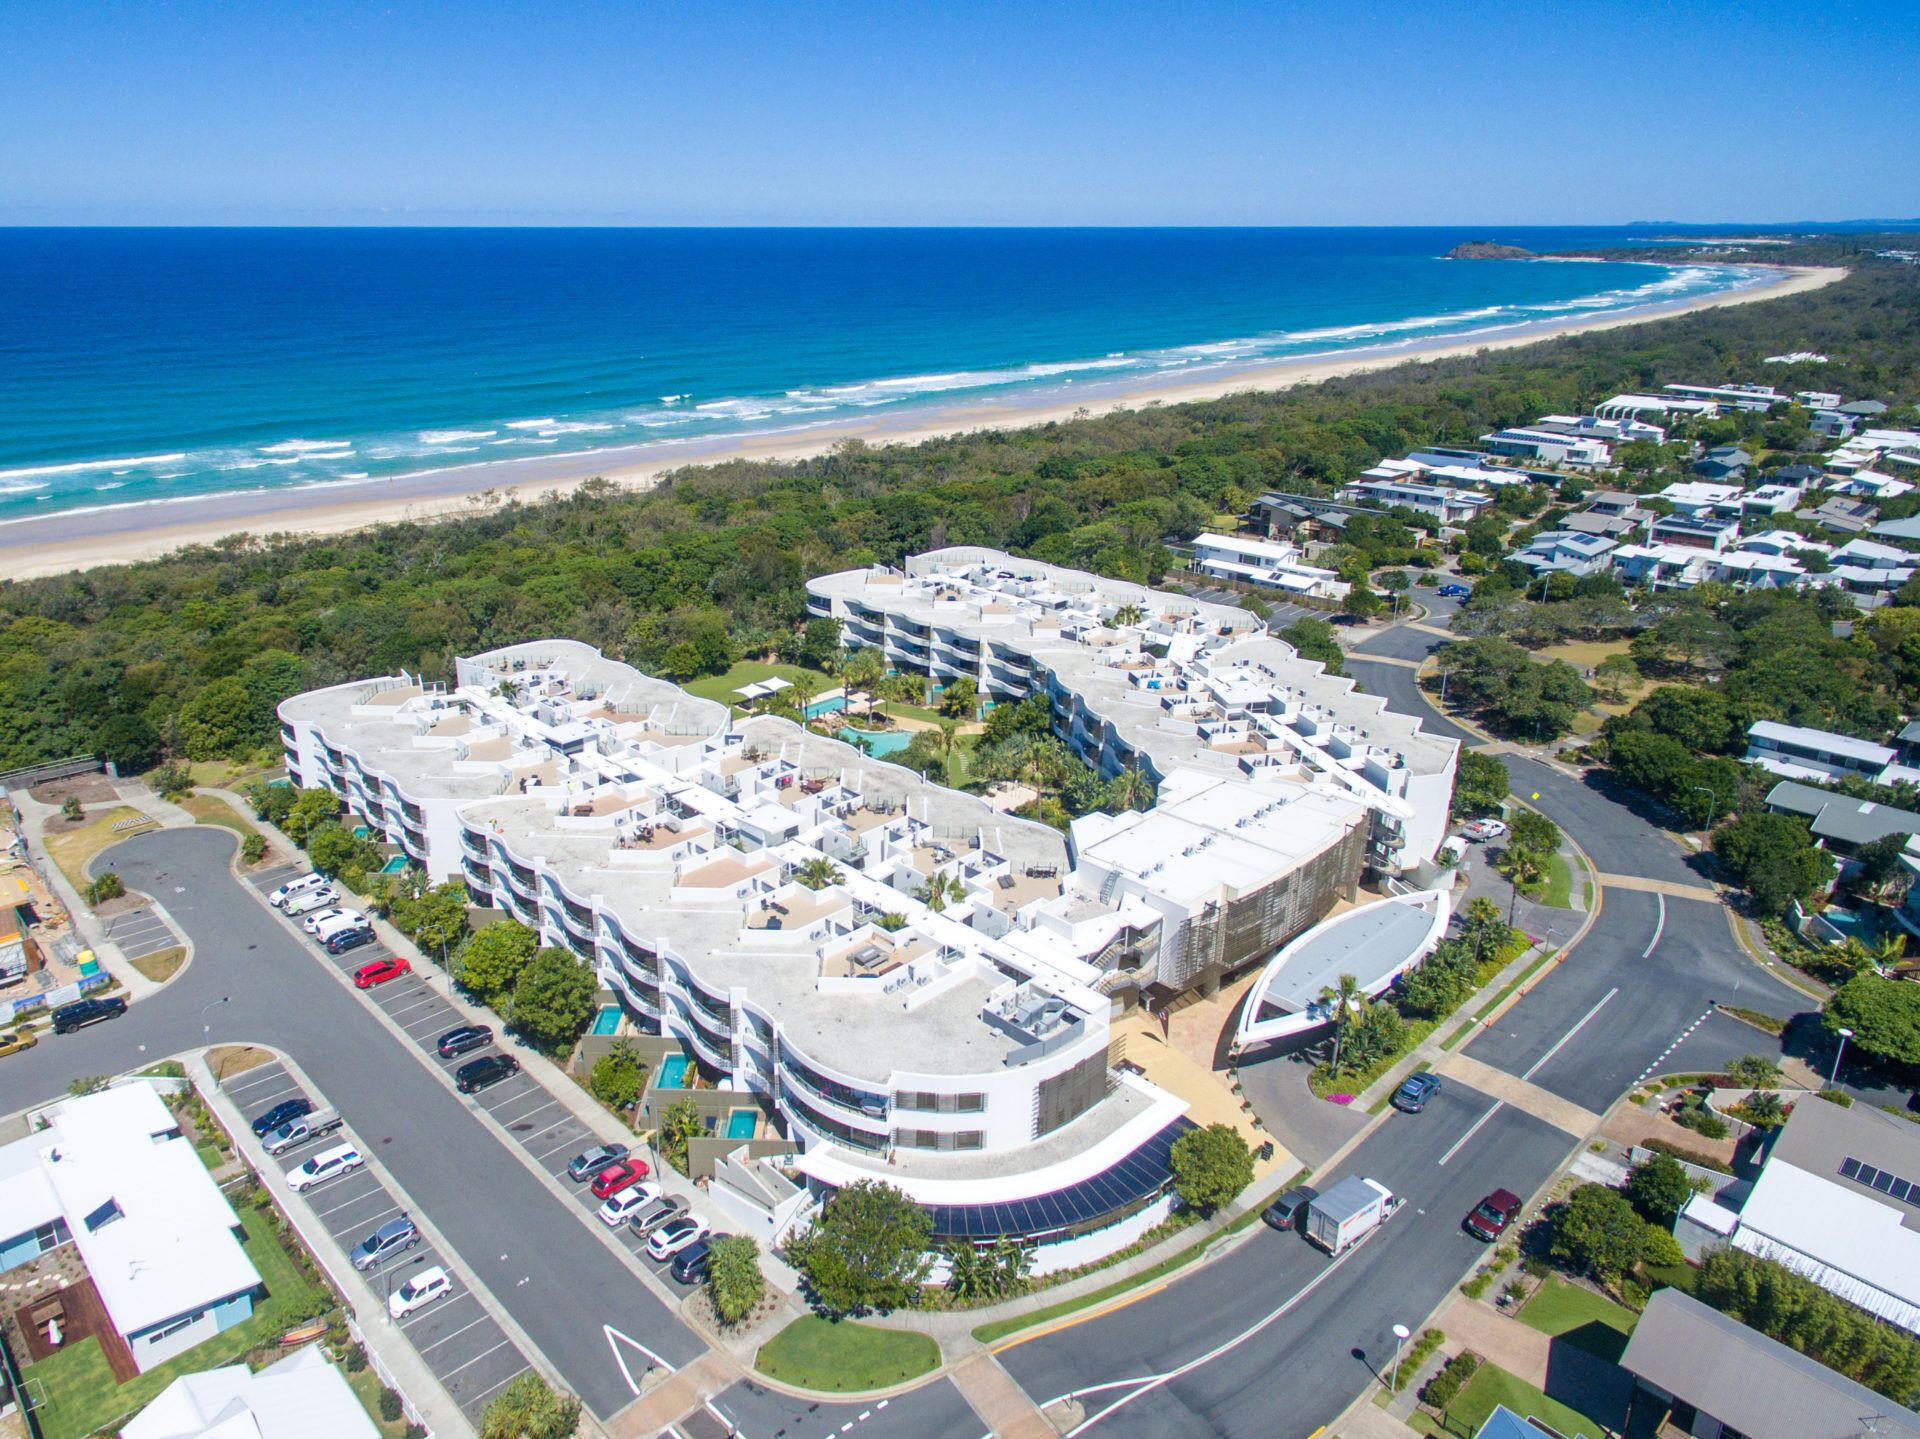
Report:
353,957,411,989
590,1159,651,1199
1465,1187,1523,1242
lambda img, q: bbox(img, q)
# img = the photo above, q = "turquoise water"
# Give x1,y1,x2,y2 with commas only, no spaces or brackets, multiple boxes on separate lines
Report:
656,1054,690,1089
839,727,913,758
378,856,409,874
804,696,847,719
0,228,1775,525
591,1005,621,1036
726,1109,759,1139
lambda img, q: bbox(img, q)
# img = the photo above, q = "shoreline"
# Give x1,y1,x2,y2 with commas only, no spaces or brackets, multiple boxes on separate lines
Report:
0,264,1844,580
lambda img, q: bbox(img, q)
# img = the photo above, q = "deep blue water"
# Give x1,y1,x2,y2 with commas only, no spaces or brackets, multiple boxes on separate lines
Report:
0,227,1777,522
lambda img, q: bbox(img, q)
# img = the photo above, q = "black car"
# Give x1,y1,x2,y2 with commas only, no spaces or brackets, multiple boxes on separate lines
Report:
455,1053,519,1094
50,996,128,1035
436,1024,493,1059
1261,1184,1319,1233
251,1097,313,1138
670,1236,714,1284
325,926,377,956
1392,1072,1443,1113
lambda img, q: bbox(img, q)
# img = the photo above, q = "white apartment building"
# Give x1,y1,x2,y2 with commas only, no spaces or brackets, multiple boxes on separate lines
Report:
1188,532,1346,599
1662,382,1789,411
1595,393,1720,421
805,549,1458,872
1477,427,1612,469
1333,478,1494,524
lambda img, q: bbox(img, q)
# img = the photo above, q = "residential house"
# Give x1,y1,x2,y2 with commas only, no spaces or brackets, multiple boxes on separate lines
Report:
1693,446,1755,482
1649,512,1739,552
1798,496,1877,535
1843,399,1891,420
1249,492,1361,543
1529,412,1666,444
1619,1288,1920,1439
1830,537,1917,607
1610,542,1712,590
1812,409,1856,440
1560,510,1643,541
1476,426,1612,469
1743,720,1898,784
1871,516,1920,545
1470,1409,1559,1439
122,1346,380,1439
1773,462,1827,487
1334,478,1494,525
0,1084,262,1374
1509,530,1616,578
1825,468,1914,500
1795,391,1843,410
1656,481,1744,515
1676,1100,1920,1336
1734,482,1805,520
1189,533,1346,599
1584,489,1648,519
1763,780,1920,862
1595,392,1721,421
1663,381,1789,411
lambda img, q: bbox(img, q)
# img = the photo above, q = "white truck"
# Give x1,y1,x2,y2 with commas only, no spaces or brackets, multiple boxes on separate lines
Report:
1305,1175,1402,1255
264,1106,344,1156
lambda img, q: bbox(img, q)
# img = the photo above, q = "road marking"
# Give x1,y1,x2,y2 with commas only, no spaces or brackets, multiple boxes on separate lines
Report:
529,1123,583,1157
992,1283,1170,1353
465,1364,531,1408
605,1324,676,1394
1054,1224,1380,1437
1635,1006,1718,1085
1437,1101,1504,1167
1643,894,1666,958
225,1071,294,1096
402,1010,453,1034
313,1189,391,1220
440,1337,516,1382
494,1096,562,1127
415,1313,493,1353
1521,987,1618,1082
385,996,443,1021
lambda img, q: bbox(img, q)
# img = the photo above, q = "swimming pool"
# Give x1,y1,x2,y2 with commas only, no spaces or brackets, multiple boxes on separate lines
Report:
725,1109,758,1139
805,696,847,719
590,1005,622,1036
656,1054,690,1089
379,856,409,874
838,726,912,758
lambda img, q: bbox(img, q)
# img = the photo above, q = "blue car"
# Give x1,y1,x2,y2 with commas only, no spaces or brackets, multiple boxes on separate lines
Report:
1393,1072,1443,1113
1437,583,1471,598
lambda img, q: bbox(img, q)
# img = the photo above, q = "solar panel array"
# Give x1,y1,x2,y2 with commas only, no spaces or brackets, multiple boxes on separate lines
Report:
1841,1156,1920,1203
923,1118,1198,1242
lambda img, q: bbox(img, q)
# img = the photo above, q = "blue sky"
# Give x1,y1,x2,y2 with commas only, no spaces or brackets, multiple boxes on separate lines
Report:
4,0,1916,225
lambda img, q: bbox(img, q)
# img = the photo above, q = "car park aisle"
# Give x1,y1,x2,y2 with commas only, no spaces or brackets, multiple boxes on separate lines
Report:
220,1056,536,1424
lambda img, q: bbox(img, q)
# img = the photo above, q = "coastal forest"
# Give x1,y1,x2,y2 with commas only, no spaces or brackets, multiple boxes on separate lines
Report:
2,239,1918,774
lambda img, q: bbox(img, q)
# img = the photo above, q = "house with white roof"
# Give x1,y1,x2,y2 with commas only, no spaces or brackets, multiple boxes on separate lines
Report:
1477,426,1611,469
1595,393,1720,421
1743,720,1898,784
1189,533,1346,599
1677,1100,1920,1337
1734,482,1806,519
0,1084,262,1374
1610,542,1713,590
1530,413,1666,445
1334,478,1493,525
1656,480,1744,515
1662,382,1788,412
1510,530,1617,577
122,1345,378,1439
1827,469,1916,501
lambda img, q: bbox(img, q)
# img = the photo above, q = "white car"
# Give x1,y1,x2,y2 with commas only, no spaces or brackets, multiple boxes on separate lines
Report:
301,906,361,935
646,1212,709,1259
282,886,340,917
268,873,330,909
1461,818,1509,842
388,1265,452,1319
597,1181,661,1228
287,1142,363,1192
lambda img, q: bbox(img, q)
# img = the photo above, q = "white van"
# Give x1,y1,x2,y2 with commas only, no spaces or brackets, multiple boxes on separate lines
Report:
311,910,368,942
268,873,330,909
282,885,339,917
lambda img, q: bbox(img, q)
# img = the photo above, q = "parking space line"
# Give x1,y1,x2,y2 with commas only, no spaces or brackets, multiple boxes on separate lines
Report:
528,1124,583,1157
225,1070,293,1095
465,1364,531,1408
312,1187,392,1220
490,1094,559,1124
325,1207,400,1240
476,1084,541,1112
401,1010,454,1034
233,1083,301,1109
383,996,443,1021
414,1313,493,1353
441,1338,516,1382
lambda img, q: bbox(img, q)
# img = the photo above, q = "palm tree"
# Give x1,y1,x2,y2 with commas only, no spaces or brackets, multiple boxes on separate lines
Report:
1107,765,1155,813
917,870,966,913
989,1236,1034,1296
1112,603,1145,628
794,857,844,891
1872,931,1909,973
1318,973,1361,1075
788,672,819,723
936,718,962,780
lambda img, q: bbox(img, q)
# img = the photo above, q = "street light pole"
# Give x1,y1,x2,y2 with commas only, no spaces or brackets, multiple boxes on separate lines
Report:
1832,1027,1854,1090
200,996,229,1039
1389,1323,1411,1392
1691,784,1719,837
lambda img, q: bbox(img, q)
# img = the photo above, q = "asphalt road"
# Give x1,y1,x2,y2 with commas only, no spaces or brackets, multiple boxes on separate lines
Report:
0,826,704,1422
709,1375,983,1439
998,1079,1572,1439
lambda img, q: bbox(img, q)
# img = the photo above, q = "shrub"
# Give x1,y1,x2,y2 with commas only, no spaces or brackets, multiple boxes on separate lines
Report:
241,832,268,864
1387,1327,1445,1391
1169,1123,1254,1214
84,869,125,905
1642,1224,1687,1269
1816,1089,1856,1107
1639,1137,1733,1174
1421,1350,1482,1409
61,796,83,821
343,1343,368,1373
379,1387,404,1422
707,1235,767,1324
150,761,194,801
1673,1106,1729,1139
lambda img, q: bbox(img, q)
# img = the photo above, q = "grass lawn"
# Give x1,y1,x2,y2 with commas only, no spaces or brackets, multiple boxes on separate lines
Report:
680,660,835,709
183,758,278,790
131,946,186,984
1445,1360,1608,1439
1518,1276,1639,1363
754,1316,939,1393
178,793,262,842
343,1360,412,1438
1518,850,1574,910
21,1204,333,1439
1536,638,1652,718
43,806,153,891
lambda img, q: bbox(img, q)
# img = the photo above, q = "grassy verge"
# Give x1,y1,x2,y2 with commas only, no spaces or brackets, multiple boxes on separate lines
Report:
679,660,835,709
1444,1360,1608,1439
343,1360,413,1438
1468,948,1557,1026
178,792,261,842
131,946,186,983
1516,1276,1639,1363
1720,1005,1787,1035
20,1204,333,1439
42,806,152,892
1523,850,1574,910
754,1316,939,1392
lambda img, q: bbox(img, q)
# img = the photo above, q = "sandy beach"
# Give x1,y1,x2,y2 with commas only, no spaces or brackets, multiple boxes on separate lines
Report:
1,264,1844,581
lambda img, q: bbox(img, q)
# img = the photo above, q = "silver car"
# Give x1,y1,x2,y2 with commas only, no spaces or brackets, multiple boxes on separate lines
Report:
349,1214,419,1271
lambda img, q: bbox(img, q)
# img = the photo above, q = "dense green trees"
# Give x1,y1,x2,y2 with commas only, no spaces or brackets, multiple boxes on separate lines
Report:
457,920,540,1004
509,947,598,1051
479,1373,582,1439
1548,1183,1650,1282
785,1179,934,1316
1435,636,1592,739
1825,973,1920,1069
1280,617,1345,677
1449,750,1509,820
1168,1123,1255,1214
1712,811,1836,916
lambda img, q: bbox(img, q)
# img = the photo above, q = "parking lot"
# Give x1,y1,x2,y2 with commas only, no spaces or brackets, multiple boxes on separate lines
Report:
99,902,182,964
223,1057,534,1423
246,862,713,1298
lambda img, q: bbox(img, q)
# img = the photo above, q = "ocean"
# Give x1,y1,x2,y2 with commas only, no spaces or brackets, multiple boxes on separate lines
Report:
0,227,1778,525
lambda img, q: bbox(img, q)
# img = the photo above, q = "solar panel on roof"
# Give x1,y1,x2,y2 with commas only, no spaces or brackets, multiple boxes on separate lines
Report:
923,1118,1196,1242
